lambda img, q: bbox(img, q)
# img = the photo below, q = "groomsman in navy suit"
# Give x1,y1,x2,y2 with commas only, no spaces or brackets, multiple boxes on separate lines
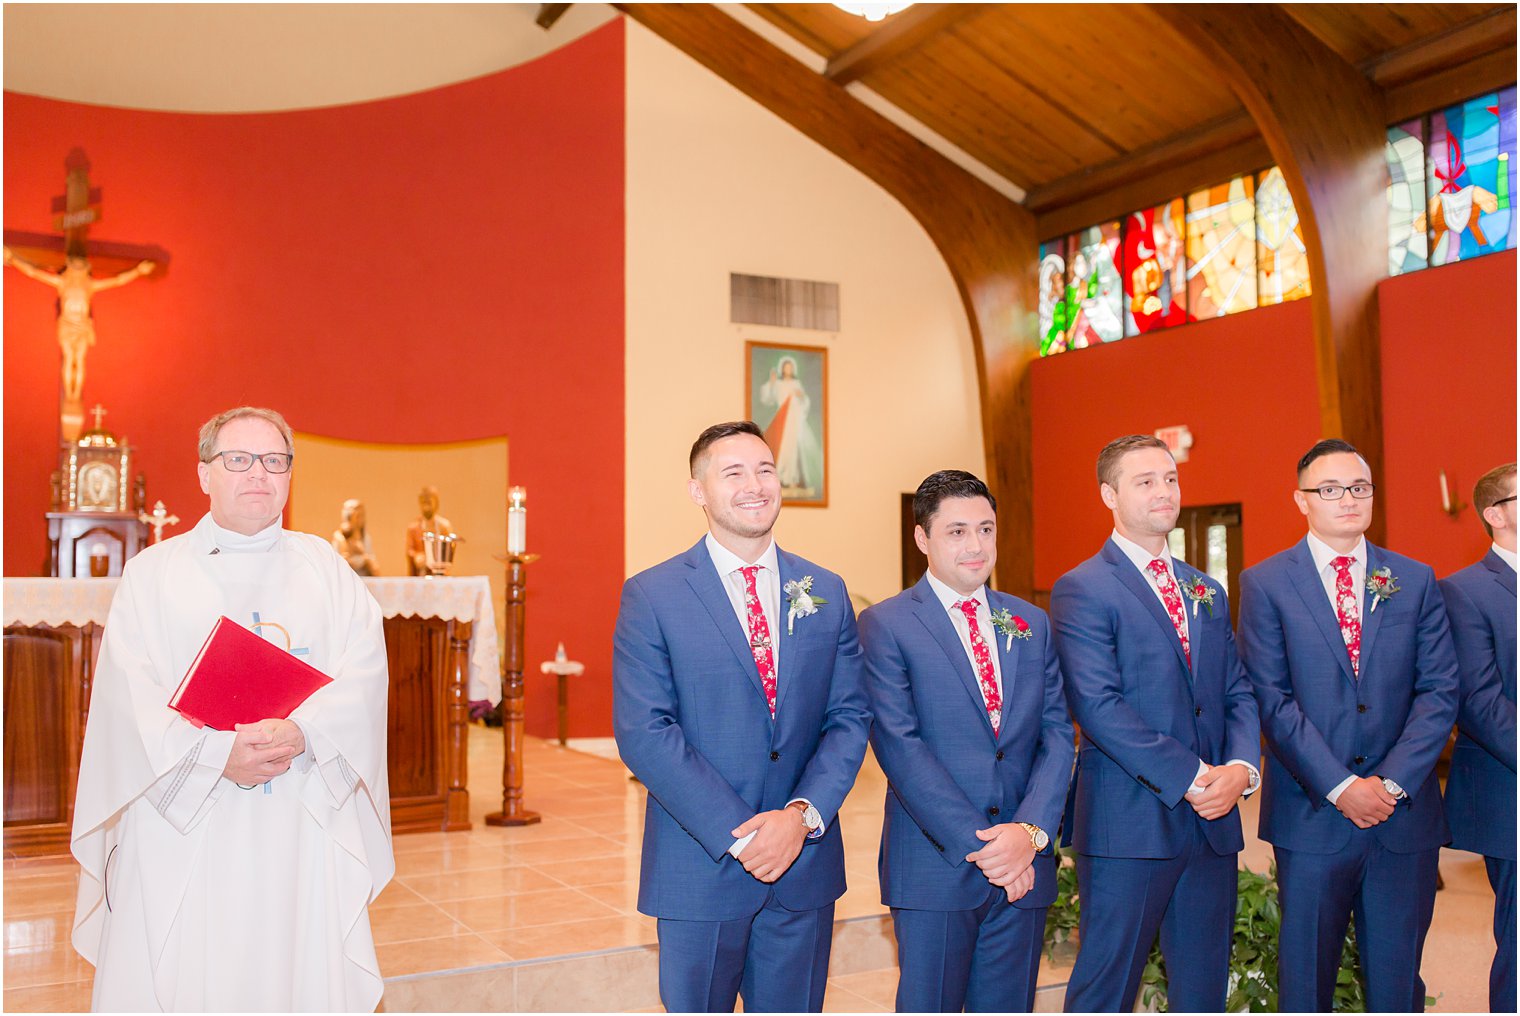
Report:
859,470,1074,1012
612,421,870,1013
1238,438,1459,1012
1440,462,1517,1012
1051,435,1261,1012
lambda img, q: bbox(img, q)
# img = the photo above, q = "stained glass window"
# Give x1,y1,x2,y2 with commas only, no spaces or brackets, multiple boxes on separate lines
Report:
1038,239,1071,356
1186,175,1257,318
1255,167,1311,306
1121,199,1190,335
1426,86,1516,264
1386,120,1428,276
1065,221,1124,348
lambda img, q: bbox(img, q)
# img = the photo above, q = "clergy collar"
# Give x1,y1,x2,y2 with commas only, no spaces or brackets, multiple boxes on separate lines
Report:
202,513,283,553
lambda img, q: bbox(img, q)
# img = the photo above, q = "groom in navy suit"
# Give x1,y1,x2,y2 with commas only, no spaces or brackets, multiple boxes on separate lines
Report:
1238,438,1459,1012
1051,434,1261,1013
1440,462,1517,1013
859,470,1073,1012
612,421,870,1013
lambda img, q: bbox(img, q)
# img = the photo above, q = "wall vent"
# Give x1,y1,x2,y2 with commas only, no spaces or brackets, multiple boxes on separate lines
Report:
730,273,840,331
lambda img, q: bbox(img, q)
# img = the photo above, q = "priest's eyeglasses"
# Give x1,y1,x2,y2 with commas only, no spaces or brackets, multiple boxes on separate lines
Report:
1298,483,1376,500
209,450,294,474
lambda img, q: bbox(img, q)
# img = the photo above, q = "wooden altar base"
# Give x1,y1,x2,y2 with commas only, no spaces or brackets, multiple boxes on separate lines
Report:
2,727,1497,1013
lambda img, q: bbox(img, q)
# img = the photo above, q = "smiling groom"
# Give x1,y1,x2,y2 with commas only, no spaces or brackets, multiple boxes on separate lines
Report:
612,421,871,1013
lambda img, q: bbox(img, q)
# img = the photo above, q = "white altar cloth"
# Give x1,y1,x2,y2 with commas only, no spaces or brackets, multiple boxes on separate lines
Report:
3,575,502,703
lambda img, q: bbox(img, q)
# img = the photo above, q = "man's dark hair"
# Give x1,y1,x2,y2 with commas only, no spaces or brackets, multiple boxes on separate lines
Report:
1474,462,1518,537
913,470,996,531
1296,438,1365,480
1096,434,1172,490
690,421,767,477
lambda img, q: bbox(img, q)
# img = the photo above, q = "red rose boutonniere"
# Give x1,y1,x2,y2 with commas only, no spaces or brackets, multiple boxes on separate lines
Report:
1180,576,1217,618
1366,567,1400,613
990,608,1033,650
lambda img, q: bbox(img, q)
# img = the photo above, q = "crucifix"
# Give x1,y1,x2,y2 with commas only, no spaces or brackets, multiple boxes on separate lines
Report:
138,500,181,544
2,148,168,442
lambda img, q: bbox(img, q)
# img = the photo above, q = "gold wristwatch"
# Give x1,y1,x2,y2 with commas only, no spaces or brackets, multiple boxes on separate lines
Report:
1018,822,1049,851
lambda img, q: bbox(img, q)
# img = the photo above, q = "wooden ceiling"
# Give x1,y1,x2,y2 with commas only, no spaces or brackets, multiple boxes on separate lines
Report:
744,2,1516,223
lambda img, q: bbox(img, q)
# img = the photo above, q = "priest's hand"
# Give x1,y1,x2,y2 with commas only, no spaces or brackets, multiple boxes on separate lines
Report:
224,719,305,785
731,809,808,883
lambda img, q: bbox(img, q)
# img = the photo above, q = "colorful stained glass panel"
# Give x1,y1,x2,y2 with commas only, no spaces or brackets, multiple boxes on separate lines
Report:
1256,167,1311,306
1066,221,1124,348
1426,86,1517,265
1386,119,1429,276
1038,239,1071,356
1186,175,1257,318
1121,199,1190,335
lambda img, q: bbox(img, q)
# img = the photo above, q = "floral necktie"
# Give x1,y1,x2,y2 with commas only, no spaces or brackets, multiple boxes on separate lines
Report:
956,599,1001,733
1146,559,1192,667
740,565,777,715
1332,555,1361,677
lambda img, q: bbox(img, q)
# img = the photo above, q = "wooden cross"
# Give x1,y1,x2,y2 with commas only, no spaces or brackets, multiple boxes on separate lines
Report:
52,148,102,258
89,404,108,431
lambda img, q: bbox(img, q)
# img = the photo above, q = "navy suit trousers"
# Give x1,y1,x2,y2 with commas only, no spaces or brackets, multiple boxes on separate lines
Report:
655,895,834,1013
891,884,1046,1012
1487,856,1517,1013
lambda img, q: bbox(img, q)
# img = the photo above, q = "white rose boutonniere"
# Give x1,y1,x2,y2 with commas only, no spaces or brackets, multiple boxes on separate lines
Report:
783,576,828,635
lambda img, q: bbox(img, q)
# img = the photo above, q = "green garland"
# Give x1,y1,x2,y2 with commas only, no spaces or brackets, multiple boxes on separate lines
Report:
1040,848,1435,1012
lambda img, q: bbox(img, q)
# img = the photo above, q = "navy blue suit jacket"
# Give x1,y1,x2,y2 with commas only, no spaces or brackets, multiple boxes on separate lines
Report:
1238,539,1459,854
859,578,1074,911
1051,540,1260,859
1440,551,1517,861
612,539,871,921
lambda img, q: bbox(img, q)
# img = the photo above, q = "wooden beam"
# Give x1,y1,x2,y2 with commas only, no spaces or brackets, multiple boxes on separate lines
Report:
1384,43,1517,124
824,3,986,85
616,3,1040,597
536,4,572,31
1362,5,1517,89
1160,3,1389,542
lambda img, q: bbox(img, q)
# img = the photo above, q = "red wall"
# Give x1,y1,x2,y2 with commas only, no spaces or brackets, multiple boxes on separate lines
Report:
3,21,626,737
1031,252,1517,591
1381,249,1518,576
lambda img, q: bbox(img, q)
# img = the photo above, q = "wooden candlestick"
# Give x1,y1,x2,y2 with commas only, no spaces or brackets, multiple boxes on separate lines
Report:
485,551,542,827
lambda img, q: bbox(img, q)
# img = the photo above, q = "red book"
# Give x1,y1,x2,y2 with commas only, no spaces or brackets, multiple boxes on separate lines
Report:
169,616,333,730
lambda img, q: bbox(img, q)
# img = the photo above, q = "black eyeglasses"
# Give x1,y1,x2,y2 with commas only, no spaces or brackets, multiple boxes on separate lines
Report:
1493,495,1518,508
1298,483,1376,500
207,450,293,474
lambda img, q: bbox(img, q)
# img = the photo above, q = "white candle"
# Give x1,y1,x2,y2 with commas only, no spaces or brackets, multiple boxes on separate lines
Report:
508,486,527,554
1439,470,1451,512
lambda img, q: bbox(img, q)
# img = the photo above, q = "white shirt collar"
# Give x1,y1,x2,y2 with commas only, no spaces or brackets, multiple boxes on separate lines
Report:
704,532,778,576
924,569,987,613
205,513,282,553
1493,542,1518,573
1110,529,1175,576
1305,532,1367,575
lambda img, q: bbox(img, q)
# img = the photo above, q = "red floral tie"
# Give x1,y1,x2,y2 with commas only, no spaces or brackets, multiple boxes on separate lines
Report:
1146,559,1192,667
956,599,1001,733
1332,555,1361,677
740,566,777,715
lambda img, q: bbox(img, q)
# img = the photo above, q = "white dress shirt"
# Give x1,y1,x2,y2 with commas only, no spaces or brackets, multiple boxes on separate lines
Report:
1493,542,1517,572
1302,533,1387,804
924,570,1003,700
1108,531,1259,797
703,533,819,856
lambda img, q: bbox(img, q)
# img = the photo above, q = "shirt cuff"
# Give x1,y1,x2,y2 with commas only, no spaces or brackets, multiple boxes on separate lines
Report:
1225,759,1262,797
728,830,758,859
786,797,826,839
1186,759,1208,797
1326,773,1357,805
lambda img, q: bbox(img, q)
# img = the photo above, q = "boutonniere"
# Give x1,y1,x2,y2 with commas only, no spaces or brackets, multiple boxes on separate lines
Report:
1366,567,1400,613
783,576,827,635
990,607,1033,650
1180,575,1217,618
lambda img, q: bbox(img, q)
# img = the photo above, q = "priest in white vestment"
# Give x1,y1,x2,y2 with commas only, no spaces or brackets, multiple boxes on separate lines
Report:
71,406,393,1012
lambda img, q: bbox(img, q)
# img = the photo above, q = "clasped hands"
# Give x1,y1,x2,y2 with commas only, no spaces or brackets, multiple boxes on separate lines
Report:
732,807,810,883
967,824,1037,904
222,718,305,785
1334,775,1398,828
1185,762,1251,820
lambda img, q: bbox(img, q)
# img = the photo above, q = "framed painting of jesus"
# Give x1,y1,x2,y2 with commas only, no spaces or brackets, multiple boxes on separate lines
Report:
745,341,828,507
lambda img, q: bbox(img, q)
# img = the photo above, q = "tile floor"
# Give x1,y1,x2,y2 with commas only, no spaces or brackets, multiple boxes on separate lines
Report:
2,726,1502,1012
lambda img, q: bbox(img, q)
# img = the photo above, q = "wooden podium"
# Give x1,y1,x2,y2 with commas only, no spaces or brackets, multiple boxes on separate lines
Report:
2,577,498,857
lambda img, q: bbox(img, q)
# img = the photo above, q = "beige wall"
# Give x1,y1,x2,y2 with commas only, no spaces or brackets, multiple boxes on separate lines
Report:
624,21,984,606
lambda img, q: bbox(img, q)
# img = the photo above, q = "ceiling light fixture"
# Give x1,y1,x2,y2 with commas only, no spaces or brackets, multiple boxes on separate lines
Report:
832,3,914,23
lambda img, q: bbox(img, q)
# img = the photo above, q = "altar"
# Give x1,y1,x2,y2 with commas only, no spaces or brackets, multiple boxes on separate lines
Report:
2,575,502,857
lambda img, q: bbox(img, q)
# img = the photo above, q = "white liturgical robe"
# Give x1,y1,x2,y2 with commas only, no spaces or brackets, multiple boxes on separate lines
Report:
71,513,394,1012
